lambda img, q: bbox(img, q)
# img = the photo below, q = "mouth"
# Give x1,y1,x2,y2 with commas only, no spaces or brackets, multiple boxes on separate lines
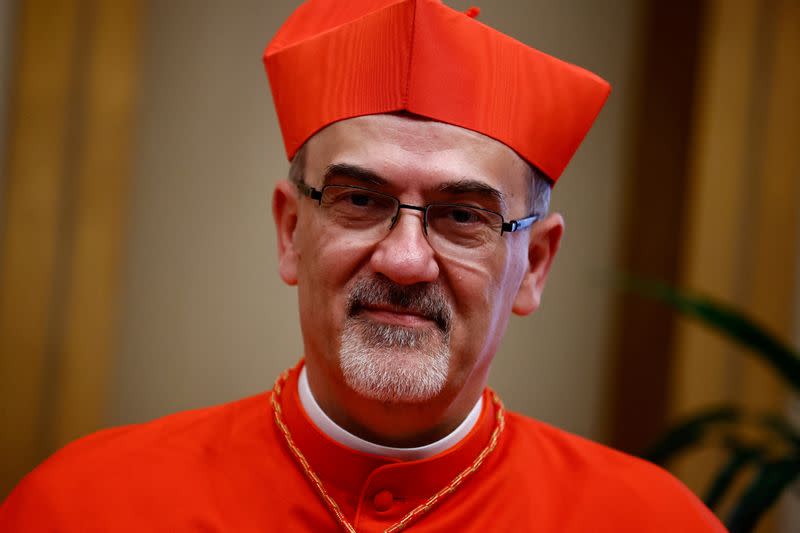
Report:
345,276,452,334
358,304,437,328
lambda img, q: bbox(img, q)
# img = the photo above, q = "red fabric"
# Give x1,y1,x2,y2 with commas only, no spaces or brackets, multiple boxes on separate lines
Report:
264,0,611,183
1,362,725,532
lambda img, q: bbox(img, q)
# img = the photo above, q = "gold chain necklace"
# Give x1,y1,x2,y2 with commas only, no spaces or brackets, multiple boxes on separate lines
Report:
270,369,506,533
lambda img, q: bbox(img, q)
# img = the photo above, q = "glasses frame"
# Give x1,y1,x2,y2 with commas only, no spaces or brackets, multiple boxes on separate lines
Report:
295,182,540,235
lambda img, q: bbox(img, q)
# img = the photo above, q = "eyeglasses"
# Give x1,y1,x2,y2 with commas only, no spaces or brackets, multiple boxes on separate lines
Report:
296,182,539,259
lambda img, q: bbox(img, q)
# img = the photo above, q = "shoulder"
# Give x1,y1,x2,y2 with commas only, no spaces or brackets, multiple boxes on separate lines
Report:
0,392,275,530
47,391,272,469
503,410,673,485
498,411,726,532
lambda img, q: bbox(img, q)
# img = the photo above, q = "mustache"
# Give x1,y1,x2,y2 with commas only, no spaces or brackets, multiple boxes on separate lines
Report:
346,276,452,333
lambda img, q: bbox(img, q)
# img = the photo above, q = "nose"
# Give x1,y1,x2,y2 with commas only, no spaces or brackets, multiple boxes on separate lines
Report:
369,209,440,285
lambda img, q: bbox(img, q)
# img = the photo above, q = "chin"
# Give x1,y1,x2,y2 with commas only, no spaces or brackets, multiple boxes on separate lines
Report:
338,319,450,404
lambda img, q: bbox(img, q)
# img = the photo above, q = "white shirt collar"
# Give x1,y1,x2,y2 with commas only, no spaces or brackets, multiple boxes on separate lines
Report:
297,366,483,461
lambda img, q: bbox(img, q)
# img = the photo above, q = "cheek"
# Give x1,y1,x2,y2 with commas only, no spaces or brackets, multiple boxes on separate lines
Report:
294,219,378,364
295,220,373,327
443,257,506,341
444,243,526,352
296,209,361,279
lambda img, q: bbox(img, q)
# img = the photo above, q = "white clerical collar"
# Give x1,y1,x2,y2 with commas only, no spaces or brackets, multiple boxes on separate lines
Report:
298,366,483,461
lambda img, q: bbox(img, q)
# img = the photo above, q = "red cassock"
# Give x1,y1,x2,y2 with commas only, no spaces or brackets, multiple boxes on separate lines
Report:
0,362,725,532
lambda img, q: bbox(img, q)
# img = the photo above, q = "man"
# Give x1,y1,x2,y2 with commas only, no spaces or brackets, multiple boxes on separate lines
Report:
1,1,725,531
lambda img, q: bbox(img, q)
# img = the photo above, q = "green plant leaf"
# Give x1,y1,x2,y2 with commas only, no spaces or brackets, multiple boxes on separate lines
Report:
725,457,800,533
703,442,763,510
643,406,740,464
756,413,800,449
617,276,800,393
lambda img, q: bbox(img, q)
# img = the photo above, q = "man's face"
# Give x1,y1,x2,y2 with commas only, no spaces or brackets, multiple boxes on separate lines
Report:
274,114,562,408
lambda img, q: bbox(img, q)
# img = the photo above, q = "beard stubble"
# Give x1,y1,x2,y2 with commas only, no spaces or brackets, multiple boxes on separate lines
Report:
338,276,453,403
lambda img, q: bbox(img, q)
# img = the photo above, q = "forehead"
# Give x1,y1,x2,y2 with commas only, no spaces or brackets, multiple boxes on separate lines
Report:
303,114,530,196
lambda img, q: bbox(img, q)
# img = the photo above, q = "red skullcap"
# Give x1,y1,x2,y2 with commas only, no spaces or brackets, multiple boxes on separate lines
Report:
264,0,611,183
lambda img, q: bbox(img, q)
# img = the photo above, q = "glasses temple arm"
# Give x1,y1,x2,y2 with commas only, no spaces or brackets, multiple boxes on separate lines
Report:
501,214,540,234
295,181,323,201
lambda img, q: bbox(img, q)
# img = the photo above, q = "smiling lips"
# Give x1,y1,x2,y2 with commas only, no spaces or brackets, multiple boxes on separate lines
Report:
359,305,436,327
346,276,452,333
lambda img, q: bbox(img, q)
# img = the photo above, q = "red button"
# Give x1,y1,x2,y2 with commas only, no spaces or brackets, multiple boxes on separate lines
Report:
372,489,394,511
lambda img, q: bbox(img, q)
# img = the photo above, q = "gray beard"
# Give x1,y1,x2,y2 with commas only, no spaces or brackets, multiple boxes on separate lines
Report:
338,316,450,403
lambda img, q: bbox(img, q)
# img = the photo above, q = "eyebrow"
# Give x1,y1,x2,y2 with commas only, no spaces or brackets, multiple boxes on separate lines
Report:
322,162,507,209
436,180,507,210
323,163,387,186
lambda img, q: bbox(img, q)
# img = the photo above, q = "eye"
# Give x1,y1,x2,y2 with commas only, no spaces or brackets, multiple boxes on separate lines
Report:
323,186,387,209
427,204,503,244
333,190,394,211
435,205,491,226
448,207,481,224
320,186,397,226
346,192,373,207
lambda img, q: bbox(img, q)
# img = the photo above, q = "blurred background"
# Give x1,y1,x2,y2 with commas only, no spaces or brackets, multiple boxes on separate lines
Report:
0,0,797,531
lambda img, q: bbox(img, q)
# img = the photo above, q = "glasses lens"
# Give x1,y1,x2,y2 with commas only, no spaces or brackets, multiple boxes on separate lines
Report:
426,204,503,254
314,186,505,259
320,186,398,230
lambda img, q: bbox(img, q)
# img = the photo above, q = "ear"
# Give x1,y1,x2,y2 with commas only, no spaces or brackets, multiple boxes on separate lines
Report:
512,213,564,316
272,179,300,286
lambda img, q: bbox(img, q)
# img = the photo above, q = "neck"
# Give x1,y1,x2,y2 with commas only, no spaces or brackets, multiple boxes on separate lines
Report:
298,366,482,459
303,361,486,448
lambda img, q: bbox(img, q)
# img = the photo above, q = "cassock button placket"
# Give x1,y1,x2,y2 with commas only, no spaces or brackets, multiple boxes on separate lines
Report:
272,369,506,532
372,489,394,512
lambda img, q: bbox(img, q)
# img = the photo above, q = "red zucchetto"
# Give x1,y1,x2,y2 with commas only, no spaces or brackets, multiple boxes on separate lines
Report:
263,0,611,183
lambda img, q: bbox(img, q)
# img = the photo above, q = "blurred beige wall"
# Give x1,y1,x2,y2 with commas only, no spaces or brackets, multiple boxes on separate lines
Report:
110,0,642,440
0,0,16,227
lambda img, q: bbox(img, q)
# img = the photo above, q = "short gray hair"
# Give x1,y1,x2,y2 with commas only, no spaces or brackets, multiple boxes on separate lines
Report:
288,143,307,186
288,143,551,216
528,165,551,216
